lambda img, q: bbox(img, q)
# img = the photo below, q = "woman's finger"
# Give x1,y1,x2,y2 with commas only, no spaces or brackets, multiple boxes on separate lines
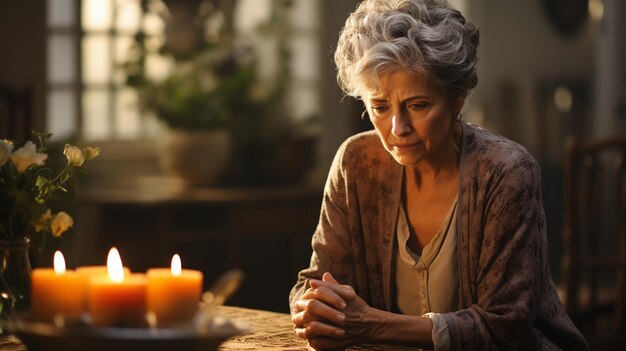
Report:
294,298,346,324
302,285,347,310
310,278,356,301
322,272,339,284
291,310,309,327
307,320,346,337
292,309,332,328
294,321,345,340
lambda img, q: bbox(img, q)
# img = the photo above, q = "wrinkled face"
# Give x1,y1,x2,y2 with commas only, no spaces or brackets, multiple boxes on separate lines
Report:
365,69,464,166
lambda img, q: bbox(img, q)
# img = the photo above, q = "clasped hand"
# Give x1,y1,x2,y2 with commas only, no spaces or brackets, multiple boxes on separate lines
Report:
292,272,375,350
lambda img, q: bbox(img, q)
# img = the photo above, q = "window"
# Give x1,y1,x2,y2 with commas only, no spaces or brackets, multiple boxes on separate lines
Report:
47,0,79,140
46,0,166,142
46,0,320,143
80,0,166,141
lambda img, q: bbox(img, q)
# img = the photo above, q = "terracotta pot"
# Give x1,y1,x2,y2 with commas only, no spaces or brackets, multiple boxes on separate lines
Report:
159,129,232,186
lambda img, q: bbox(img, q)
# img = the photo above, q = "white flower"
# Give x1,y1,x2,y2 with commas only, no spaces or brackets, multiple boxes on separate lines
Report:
82,146,101,161
0,139,14,166
50,211,73,237
35,209,53,233
11,141,48,172
64,144,85,167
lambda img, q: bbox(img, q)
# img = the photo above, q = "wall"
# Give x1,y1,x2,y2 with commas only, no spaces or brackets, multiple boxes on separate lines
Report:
316,0,362,176
466,0,597,154
463,0,626,280
0,1,46,135
592,0,626,137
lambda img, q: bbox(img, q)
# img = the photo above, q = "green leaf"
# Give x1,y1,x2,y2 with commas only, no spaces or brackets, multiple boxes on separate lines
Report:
35,175,47,189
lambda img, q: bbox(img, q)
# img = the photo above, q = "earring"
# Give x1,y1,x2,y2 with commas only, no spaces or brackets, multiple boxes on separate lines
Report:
361,110,368,120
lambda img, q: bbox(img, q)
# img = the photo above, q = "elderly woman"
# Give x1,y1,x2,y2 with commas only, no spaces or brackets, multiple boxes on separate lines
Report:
289,0,587,350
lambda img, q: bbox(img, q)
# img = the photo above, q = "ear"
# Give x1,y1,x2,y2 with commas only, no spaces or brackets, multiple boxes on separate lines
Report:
453,94,467,115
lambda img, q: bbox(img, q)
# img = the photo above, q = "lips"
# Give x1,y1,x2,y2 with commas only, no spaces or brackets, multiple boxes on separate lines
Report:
392,142,420,153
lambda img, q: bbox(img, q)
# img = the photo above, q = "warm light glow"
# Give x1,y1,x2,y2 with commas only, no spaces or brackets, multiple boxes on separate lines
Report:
53,251,66,275
82,0,112,30
107,247,125,283
554,86,574,113
589,0,604,21
171,254,182,277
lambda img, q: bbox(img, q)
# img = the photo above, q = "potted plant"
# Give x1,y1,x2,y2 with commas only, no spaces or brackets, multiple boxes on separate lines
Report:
140,48,270,186
124,0,317,186
124,1,278,186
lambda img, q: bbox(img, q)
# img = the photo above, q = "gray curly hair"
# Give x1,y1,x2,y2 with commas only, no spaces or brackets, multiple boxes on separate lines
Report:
334,0,479,100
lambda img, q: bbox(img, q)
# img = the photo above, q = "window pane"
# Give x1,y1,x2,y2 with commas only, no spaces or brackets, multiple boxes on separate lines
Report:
235,0,272,33
290,37,318,81
290,0,318,31
82,0,112,30
48,34,76,83
115,88,140,139
287,86,319,121
114,35,134,84
116,0,141,33
48,0,76,27
143,11,164,35
83,35,111,84
83,89,111,140
47,89,77,140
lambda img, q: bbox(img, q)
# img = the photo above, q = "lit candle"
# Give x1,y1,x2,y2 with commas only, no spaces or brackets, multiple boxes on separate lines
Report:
31,251,84,322
87,247,147,327
77,265,131,279
147,254,203,326
76,265,131,310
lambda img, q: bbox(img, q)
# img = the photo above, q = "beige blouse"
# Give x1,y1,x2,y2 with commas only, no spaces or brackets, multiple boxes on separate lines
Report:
395,197,458,350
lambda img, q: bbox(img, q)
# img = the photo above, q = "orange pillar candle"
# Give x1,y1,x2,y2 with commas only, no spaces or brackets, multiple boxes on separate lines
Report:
77,265,131,279
76,265,131,310
87,247,147,327
31,251,84,322
147,254,203,326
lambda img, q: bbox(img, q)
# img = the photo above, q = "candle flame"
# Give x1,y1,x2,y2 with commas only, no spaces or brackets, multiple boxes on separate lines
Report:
107,247,125,283
53,251,66,275
171,254,182,277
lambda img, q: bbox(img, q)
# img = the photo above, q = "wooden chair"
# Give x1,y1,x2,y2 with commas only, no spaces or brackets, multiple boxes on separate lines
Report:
562,136,626,349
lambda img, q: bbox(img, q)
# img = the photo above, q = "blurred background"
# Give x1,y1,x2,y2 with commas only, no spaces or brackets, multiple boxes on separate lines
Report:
0,0,624,322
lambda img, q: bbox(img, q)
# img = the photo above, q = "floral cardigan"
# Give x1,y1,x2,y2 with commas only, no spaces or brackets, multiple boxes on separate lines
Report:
289,122,588,350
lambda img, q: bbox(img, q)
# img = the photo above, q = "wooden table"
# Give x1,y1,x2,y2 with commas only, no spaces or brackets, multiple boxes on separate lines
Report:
217,306,418,350
1,306,418,350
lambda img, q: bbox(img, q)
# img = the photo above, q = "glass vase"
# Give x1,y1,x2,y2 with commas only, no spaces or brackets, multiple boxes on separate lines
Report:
0,238,31,322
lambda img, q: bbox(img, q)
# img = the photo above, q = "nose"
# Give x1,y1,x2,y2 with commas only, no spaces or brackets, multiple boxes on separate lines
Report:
391,112,412,137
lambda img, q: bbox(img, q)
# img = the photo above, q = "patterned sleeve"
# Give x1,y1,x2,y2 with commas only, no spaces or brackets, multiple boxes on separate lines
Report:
288,140,356,316
443,148,586,350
